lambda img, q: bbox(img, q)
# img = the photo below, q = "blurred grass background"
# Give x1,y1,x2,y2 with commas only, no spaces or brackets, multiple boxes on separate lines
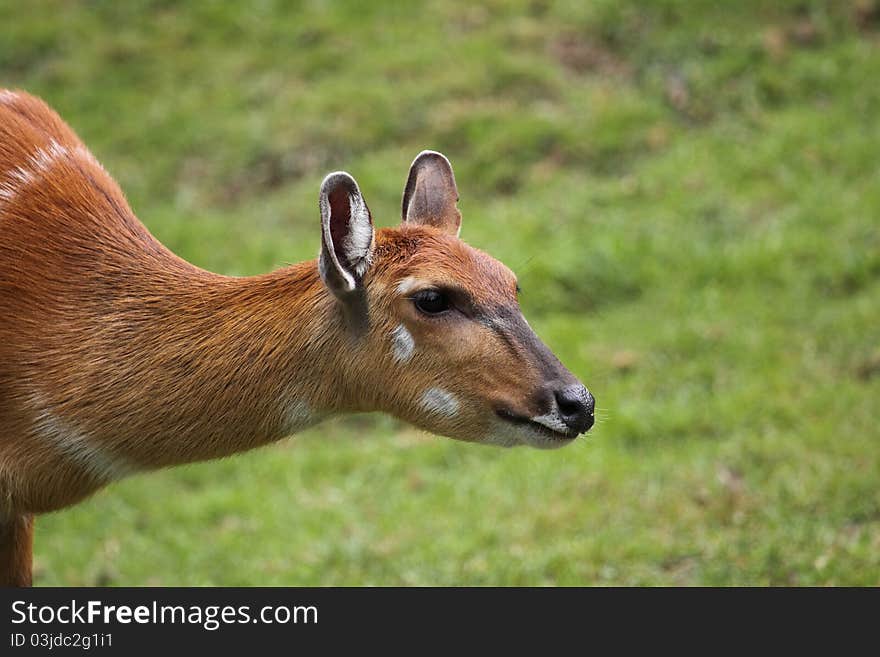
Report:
2,0,878,585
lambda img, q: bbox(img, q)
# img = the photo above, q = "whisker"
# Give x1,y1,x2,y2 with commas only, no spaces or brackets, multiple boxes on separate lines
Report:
511,254,538,275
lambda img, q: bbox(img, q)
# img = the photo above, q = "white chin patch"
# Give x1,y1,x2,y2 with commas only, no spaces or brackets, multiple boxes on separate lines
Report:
483,418,573,450
391,324,415,363
420,387,459,418
529,412,570,434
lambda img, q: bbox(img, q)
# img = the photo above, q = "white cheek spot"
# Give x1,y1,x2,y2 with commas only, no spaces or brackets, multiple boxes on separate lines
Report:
0,89,17,105
30,400,135,483
391,324,415,363
420,387,459,418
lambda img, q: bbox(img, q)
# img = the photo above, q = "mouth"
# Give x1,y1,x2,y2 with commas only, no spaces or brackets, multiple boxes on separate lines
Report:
495,408,578,443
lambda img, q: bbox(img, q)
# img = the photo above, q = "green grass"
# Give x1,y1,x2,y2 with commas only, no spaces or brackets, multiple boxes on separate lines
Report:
2,0,878,585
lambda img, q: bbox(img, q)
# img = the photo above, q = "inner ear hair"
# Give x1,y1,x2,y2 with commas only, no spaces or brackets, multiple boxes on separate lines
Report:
319,171,374,297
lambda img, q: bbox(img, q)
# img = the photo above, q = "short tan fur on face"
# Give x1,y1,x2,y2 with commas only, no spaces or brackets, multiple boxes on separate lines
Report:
354,225,560,445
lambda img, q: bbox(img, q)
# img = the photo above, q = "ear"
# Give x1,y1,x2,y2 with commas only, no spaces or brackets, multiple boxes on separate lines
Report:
401,150,462,236
318,171,375,299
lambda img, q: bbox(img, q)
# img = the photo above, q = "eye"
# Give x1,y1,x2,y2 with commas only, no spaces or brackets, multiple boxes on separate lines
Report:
413,289,450,315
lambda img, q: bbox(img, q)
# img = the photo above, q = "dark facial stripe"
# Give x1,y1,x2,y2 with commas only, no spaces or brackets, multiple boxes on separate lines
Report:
478,310,521,358
478,304,572,383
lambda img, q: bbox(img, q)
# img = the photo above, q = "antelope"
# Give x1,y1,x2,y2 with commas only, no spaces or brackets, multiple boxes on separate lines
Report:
0,89,595,586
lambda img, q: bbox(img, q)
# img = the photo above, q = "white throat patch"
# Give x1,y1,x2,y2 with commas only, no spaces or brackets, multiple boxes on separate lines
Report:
391,324,415,363
280,399,317,436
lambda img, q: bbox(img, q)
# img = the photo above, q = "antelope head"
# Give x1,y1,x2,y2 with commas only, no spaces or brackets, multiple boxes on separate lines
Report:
317,151,595,449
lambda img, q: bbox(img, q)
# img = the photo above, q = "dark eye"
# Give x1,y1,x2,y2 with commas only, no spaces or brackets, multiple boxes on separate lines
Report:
413,289,450,315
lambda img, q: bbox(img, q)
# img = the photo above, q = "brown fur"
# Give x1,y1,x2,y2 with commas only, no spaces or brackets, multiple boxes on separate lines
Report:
0,514,33,586
0,90,586,586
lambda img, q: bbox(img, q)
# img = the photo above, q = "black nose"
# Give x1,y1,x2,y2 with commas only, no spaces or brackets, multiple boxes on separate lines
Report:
554,384,595,433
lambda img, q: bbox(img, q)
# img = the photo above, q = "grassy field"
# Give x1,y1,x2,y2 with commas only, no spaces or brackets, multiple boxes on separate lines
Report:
2,0,878,585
